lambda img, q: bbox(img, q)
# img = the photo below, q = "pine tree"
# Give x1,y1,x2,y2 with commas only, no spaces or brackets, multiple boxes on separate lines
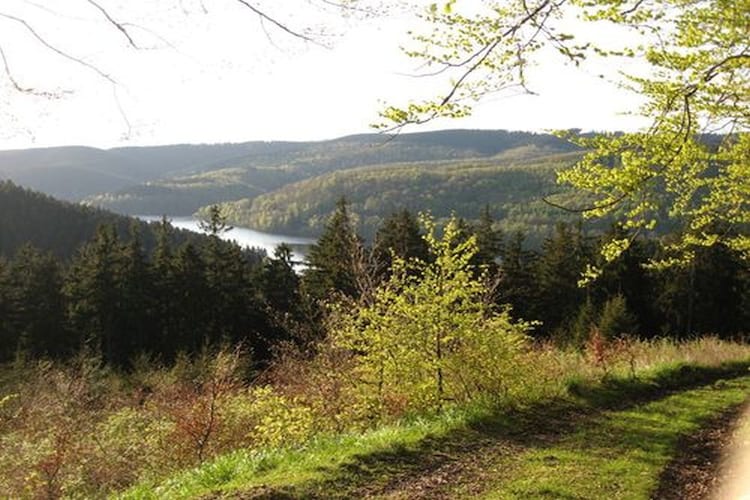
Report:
2,246,67,359
373,209,428,277
472,205,503,271
303,197,361,302
64,224,123,364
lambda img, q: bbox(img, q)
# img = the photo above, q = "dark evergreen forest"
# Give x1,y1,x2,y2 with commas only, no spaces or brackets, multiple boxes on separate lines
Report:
1,182,747,367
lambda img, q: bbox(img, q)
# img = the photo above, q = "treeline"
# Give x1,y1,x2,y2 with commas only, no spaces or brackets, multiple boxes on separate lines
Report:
84,129,579,216
304,200,750,341
1,190,746,368
0,181,205,259
212,151,601,247
0,212,300,366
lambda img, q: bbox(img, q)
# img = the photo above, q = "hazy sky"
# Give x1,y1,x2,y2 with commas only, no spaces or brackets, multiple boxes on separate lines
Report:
0,1,648,149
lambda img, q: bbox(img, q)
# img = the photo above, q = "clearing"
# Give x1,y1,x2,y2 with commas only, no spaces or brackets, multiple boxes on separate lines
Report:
122,362,750,499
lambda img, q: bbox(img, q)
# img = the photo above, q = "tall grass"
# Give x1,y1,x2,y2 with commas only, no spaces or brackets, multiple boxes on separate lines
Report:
0,337,748,498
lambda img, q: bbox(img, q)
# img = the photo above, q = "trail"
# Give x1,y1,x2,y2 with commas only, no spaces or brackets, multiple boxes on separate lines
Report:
211,369,750,500
713,405,750,499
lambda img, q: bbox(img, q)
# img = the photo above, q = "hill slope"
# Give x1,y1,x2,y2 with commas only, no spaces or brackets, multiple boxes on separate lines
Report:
0,181,209,259
1,130,585,238
0,142,286,201
210,149,597,244
81,130,580,216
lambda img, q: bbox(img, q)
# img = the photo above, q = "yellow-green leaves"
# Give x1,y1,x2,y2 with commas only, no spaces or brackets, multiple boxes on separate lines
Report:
332,215,530,412
381,0,749,267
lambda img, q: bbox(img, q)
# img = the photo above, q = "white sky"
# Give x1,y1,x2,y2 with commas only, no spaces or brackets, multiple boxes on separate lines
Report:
0,0,649,149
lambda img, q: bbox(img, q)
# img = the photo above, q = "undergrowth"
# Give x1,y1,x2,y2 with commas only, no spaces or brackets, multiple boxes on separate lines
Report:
1,337,749,498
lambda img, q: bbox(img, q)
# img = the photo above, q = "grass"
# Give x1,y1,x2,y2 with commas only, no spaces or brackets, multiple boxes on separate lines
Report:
119,360,750,499
464,375,750,499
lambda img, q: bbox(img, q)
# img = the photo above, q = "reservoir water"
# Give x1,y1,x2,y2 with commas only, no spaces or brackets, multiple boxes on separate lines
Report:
138,216,314,262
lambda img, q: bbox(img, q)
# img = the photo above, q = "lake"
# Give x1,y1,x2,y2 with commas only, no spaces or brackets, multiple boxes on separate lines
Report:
138,216,315,262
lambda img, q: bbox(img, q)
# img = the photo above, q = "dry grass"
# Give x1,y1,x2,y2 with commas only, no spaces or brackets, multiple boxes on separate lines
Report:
0,336,748,498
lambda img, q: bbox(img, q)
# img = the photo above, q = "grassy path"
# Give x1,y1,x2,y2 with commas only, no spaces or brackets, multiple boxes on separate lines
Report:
121,362,750,499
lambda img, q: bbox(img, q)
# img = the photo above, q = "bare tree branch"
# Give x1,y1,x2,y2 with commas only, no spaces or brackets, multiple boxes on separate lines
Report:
232,0,318,44
0,12,116,84
85,0,139,48
0,44,62,97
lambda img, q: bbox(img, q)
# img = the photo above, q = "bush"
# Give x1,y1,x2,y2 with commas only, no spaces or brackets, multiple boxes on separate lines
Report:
598,294,638,340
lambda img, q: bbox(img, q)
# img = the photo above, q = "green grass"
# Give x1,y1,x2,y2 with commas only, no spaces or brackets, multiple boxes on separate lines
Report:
464,376,750,499
118,405,484,499
119,361,750,499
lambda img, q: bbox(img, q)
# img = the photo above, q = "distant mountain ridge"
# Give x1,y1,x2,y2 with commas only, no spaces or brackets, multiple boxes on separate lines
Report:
0,130,579,206
0,142,301,202
0,130,589,244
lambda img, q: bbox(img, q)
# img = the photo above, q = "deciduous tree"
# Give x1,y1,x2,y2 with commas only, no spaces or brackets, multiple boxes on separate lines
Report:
379,0,750,265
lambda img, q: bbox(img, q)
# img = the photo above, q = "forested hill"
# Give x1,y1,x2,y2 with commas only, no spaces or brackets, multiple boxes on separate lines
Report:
0,181,212,259
0,143,277,201
84,130,580,216
0,130,580,215
207,150,601,245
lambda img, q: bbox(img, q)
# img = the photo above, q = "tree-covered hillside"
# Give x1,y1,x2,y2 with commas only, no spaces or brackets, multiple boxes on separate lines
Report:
210,150,601,245
0,181,211,259
80,130,580,216
0,142,288,201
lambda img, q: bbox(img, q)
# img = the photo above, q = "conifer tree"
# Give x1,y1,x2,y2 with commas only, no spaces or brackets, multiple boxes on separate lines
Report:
373,209,428,277
118,224,156,359
303,197,361,302
152,217,179,356
533,223,592,337
0,258,10,360
258,243,301,315
496,231,537,323
3,245,66,359
472,204,503,271
172,242,210,354
64,224,123,364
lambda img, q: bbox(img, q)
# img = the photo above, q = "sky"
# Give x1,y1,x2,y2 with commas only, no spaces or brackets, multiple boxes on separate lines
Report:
0,0,649,150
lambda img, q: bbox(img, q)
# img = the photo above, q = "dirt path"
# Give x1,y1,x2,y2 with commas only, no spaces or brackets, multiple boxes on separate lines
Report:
651,404,744,499
712,404,750,499
216,367,750,500
651,402,750,500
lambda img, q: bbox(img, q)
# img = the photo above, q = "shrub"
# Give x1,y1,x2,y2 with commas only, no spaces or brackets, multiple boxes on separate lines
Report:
598,294,638,340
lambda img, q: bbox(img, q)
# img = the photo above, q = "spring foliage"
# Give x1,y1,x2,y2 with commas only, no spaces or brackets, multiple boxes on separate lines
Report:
332,215,530,410
379,0,749,266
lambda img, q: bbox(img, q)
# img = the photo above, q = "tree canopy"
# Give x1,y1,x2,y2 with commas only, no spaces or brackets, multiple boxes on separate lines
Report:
379,0,749,266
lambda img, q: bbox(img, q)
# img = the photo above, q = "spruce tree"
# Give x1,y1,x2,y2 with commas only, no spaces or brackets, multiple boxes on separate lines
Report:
533,223,591,337
152,217,179,356
172,242,210,354
303,197,361,302
258,243,301,315
118,224,156,360
373,209,428,277
64,224,123,364
3,246,66,359
0,258,10,361
496,231,537,323
472,204,503,272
